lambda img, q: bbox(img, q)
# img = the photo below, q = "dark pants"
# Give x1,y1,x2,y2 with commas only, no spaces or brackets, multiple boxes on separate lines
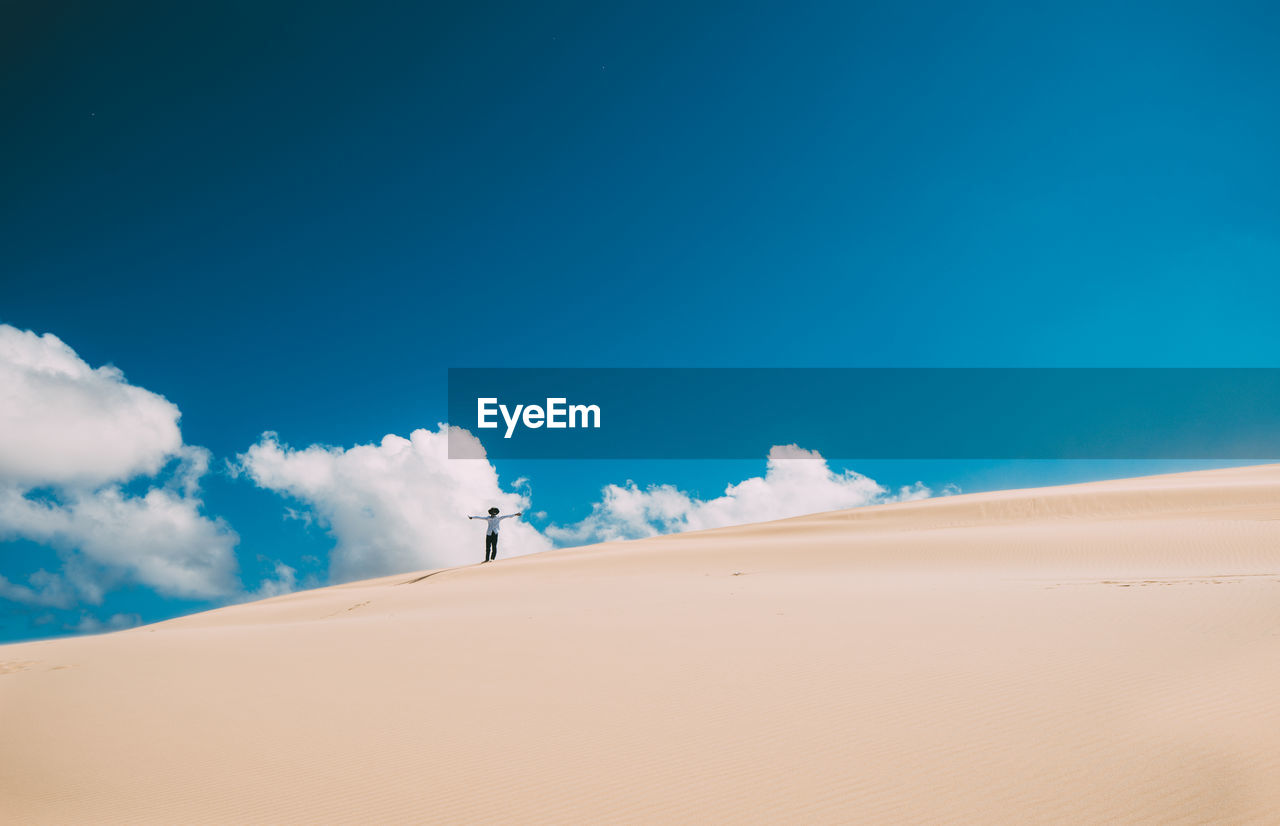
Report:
485,532,498,562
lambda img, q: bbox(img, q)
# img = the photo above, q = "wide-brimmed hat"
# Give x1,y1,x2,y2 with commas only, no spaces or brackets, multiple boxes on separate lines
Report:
488,507,500,515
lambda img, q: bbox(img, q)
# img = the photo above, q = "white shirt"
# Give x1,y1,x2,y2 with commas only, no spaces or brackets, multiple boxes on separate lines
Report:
475,514,517,534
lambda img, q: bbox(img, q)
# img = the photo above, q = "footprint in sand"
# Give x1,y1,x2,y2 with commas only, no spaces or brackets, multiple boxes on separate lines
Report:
321,601,372,619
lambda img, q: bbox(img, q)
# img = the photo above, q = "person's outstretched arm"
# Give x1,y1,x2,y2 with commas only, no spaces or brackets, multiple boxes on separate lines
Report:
499,512,523,521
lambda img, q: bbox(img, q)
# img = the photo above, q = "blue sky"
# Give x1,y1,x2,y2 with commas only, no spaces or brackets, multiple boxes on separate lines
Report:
2,0,1278,641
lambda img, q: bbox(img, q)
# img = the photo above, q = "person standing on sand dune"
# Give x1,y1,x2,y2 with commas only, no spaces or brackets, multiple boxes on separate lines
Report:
467,507,522,563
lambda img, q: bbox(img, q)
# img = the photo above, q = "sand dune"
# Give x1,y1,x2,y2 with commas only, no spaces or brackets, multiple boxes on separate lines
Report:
4,464,1280,823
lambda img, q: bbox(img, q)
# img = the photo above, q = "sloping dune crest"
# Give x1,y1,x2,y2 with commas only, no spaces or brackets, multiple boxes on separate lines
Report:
4,464,1280,823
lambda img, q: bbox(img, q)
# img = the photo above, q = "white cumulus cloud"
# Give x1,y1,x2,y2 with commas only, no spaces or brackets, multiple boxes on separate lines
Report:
0,480,238,601
547,444,943,544
0,326,183,488
0,324,240,606
237,426,551,582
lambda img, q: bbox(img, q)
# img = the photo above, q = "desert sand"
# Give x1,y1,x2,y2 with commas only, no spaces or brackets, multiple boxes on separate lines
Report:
3,464,1280,824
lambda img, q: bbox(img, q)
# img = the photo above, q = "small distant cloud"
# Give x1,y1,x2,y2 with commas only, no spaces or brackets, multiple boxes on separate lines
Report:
71,612,142,635
547,444,954,545
252,560,300,599
283,506,315,527
0,569,77,609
